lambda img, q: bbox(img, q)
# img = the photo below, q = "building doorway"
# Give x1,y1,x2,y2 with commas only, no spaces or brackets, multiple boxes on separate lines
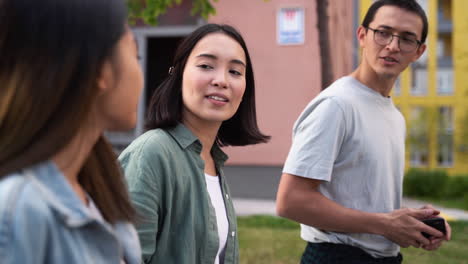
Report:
106,26,199,152
145,36,183,110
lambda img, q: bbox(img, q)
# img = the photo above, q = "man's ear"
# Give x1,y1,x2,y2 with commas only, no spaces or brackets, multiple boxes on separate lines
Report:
412,43,427,62
97,60,113,94
356,26,367,48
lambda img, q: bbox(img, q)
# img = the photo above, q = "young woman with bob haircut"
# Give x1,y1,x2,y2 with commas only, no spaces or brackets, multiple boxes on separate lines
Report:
0,0,143,263
120,23,270,264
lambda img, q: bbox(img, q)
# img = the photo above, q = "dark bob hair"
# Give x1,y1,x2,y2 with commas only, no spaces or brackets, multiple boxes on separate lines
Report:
146,23,270,146
362,0,428,44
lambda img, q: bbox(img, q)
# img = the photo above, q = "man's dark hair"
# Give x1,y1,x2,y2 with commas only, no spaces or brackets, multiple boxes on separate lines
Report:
361,0,428,43
145,23,270,147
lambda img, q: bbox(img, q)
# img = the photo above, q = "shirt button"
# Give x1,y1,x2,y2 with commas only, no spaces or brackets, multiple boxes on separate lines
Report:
231,231,235,237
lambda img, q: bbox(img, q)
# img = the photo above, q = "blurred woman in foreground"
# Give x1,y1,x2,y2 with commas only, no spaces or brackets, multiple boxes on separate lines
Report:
0,0,143,263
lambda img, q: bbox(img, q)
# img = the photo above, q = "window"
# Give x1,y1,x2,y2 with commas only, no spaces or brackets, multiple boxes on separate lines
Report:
409,107,429,167
437,68,453,95
437,0,453,95
411,68,427,96
437,106,453,167
410,0,429,97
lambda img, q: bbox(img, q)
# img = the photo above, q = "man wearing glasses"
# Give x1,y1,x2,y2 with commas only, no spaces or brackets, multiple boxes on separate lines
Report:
276,0,451,263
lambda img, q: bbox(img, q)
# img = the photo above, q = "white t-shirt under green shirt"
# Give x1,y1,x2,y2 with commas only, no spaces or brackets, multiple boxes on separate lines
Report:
205,174,229,264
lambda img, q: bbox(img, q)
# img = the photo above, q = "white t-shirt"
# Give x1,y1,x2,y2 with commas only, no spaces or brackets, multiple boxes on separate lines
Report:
283,76,406,258
87,195,104,221
205,174,229,264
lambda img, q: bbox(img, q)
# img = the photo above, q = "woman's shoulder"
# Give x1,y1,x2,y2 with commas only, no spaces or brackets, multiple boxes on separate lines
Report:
118,128,181,171
0,173,28,216
0,171,53,240
120,128,175,156
0,169,52,214
0,173,53,262
132,128,173,146
1,171,35,206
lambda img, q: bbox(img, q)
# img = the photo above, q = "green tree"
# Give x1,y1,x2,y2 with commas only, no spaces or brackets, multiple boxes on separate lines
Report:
127,0,217,25
407,106,435,166
457,112,468,154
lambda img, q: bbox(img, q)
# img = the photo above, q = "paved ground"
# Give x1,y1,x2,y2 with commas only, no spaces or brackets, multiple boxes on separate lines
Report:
232,198,468,220
224,165,282,200
224,165,468,220
400,197,468,221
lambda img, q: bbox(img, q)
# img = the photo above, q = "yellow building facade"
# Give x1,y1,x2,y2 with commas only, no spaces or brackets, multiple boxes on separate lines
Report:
359,0,468,174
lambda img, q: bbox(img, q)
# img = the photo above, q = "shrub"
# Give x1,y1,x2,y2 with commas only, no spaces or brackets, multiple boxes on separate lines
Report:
464,192,468,210
444,174,468,198
403,169,449,198
404,169,426,197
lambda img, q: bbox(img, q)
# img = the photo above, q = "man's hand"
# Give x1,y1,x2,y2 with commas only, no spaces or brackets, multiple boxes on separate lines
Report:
419,204,451,251
381,207,444,248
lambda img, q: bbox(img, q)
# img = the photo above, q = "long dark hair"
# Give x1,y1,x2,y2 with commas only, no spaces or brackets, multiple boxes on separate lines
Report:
146,23,270,146
0,0,135,223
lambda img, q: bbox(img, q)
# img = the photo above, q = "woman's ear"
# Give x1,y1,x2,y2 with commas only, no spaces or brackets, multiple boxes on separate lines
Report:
97,60,114,93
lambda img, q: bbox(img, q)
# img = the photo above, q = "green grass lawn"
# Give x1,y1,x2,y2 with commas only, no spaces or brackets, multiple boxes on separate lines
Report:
416,197,468,211
238,215,468,264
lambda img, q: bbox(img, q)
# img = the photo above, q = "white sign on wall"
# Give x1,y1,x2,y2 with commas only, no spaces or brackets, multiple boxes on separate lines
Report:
277,7,305,45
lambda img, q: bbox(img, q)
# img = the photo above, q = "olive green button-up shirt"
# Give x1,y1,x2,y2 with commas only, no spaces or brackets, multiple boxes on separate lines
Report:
119,123,239,264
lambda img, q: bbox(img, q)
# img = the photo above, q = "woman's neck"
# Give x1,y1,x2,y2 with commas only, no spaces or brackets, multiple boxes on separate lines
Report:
182,117,221,175
52,124,101,205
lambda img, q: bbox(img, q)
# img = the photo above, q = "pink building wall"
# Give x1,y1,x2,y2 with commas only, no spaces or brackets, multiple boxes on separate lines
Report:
209,0,354,166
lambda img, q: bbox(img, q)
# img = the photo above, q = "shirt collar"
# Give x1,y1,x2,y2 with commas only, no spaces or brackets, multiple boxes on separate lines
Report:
24,161,104,228
166,123,228,165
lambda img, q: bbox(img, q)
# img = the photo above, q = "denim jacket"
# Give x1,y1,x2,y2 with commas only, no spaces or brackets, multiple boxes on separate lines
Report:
0,161,141,264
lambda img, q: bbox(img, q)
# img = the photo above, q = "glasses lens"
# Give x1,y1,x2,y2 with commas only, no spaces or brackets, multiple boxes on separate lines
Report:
400,38,418,52
373,30,391,45
373,29,419,52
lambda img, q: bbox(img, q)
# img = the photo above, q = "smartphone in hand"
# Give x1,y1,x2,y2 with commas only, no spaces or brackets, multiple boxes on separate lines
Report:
421,217,447,238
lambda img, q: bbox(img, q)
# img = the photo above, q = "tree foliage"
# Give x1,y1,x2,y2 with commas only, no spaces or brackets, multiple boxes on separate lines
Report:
127,0,218,25
457,112,468,153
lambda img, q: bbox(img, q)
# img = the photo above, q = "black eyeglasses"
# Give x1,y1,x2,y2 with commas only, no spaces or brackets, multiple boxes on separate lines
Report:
366,27,422,53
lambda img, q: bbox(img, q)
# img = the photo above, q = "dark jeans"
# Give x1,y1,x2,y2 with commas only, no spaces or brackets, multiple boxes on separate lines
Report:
301,242,403,264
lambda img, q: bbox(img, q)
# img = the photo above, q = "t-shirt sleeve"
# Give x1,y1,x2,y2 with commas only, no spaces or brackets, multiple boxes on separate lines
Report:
283,97,347,181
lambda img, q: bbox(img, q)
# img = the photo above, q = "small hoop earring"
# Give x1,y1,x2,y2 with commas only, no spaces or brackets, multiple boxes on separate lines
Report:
168,66,174,75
